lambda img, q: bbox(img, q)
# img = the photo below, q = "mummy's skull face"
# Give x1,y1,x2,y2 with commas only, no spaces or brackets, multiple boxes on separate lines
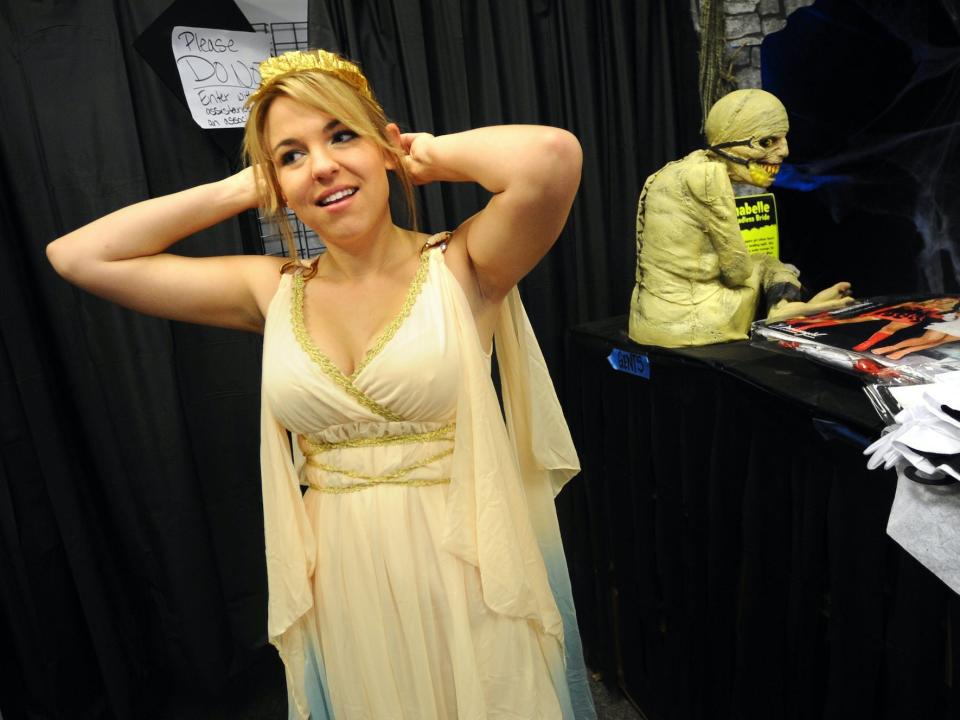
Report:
722,134,789,188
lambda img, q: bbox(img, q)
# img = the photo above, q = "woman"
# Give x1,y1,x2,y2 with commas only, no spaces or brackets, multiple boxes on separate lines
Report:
47,49,593,719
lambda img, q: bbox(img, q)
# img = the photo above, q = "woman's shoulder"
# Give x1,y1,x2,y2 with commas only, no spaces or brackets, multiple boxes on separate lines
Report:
278,255,319,277
420,230,453,253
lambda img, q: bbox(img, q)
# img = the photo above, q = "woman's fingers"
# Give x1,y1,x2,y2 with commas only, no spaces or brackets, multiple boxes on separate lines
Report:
399,131,432,155
400,155,430,186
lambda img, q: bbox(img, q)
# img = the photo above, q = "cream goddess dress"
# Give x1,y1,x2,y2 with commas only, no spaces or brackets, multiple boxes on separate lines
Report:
259,237,596,720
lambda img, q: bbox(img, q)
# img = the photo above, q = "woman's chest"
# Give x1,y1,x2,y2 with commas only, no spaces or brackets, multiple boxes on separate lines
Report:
262,271,460,432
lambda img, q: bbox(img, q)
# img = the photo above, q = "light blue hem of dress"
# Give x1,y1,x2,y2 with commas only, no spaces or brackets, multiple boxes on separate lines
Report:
291,642,336,720
544,549,598,720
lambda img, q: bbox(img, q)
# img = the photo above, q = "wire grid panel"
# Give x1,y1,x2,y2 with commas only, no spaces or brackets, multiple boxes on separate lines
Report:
250,22,310,54
250,22,325,258
258,209,325,259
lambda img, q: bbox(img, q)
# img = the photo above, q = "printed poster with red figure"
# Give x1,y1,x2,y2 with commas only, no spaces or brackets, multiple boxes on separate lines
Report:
752,295,960,381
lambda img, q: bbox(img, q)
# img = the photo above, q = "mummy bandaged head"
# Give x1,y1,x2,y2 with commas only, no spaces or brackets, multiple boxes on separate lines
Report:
705,89,790,188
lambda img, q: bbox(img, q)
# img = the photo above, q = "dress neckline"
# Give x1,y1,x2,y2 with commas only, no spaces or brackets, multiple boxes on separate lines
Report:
290,247,431,387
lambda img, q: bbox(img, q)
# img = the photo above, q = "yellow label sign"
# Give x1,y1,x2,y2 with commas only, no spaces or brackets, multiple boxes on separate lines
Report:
735,192,779,259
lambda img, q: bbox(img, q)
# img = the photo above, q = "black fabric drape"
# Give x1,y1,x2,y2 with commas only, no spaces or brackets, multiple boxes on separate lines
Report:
0,1,266,717
307,0,702,384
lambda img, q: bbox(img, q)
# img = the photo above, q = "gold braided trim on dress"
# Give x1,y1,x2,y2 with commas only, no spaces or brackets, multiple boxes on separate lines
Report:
351,250,431,378
289,251,431,421
291,271,402,420
309,477,451,495
304,448,455,494
300,423,455,454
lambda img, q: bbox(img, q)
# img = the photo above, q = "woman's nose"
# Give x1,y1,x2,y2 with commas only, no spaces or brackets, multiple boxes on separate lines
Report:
311,150,339,180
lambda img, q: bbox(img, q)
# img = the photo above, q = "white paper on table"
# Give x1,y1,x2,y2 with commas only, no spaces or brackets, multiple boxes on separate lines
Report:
924,382,960,410
887,467,960,595
171,26,270,129
889,383,936,410
934,369,960,384
889,379,960,412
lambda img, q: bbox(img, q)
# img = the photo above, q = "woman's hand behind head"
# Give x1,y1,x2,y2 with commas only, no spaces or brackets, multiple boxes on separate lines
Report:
230,166,268,211
398,132,438,185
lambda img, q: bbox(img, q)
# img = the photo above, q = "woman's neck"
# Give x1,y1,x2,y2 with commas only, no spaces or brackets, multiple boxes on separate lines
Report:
316,224,420,282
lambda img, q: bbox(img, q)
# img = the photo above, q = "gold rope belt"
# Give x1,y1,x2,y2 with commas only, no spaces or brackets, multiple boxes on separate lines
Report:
299,423,455,494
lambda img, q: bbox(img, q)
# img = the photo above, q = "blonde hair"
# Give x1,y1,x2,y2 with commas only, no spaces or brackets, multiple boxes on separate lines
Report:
242,54,417,260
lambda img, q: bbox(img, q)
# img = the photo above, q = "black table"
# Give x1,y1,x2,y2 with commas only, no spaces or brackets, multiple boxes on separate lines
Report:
561,316,959,720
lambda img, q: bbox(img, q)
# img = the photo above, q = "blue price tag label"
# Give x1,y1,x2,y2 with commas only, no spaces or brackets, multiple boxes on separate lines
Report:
607,348,650,379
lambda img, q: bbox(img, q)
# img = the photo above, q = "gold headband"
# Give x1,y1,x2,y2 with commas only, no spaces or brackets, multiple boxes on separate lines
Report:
248,49,374,105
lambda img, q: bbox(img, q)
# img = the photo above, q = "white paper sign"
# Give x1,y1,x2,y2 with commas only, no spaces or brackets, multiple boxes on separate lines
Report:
172,26,270,129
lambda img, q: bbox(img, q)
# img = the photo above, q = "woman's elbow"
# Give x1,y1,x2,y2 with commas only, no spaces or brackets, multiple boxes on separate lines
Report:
46,237,86,283
532,128,582,202
46,238,70,277
546,128,583,181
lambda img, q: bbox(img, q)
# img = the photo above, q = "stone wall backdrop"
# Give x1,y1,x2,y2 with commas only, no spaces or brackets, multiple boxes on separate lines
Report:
692,0,815,89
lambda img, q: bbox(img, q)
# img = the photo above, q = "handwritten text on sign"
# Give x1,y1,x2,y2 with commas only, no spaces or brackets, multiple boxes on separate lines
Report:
172,26,270,129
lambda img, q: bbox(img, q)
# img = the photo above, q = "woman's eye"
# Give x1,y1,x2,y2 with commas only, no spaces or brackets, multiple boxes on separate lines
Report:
280,150,304,165
331,129,358,144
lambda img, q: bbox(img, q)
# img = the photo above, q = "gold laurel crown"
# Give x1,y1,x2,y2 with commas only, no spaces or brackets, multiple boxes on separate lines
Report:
249,49,373,104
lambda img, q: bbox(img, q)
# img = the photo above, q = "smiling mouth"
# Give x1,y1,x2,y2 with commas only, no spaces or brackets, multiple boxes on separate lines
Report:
317,188,357,206
757,162,780,176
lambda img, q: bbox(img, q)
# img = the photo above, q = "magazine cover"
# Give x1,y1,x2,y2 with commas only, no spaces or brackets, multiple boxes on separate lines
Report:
752,295,960,421
752,294,960,379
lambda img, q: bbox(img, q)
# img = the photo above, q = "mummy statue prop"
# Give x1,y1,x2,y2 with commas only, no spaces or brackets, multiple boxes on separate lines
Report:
628,89,851,347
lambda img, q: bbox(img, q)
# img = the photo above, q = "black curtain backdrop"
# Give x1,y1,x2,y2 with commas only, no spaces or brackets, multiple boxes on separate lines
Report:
0,0,700,717
0,1,266,717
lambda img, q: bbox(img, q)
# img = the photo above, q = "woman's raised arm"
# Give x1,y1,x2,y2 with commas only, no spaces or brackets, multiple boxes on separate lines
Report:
399,125,582,302
46,167,285,333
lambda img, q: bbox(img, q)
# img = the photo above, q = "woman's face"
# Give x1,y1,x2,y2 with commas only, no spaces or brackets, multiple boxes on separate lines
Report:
265,96,394,245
